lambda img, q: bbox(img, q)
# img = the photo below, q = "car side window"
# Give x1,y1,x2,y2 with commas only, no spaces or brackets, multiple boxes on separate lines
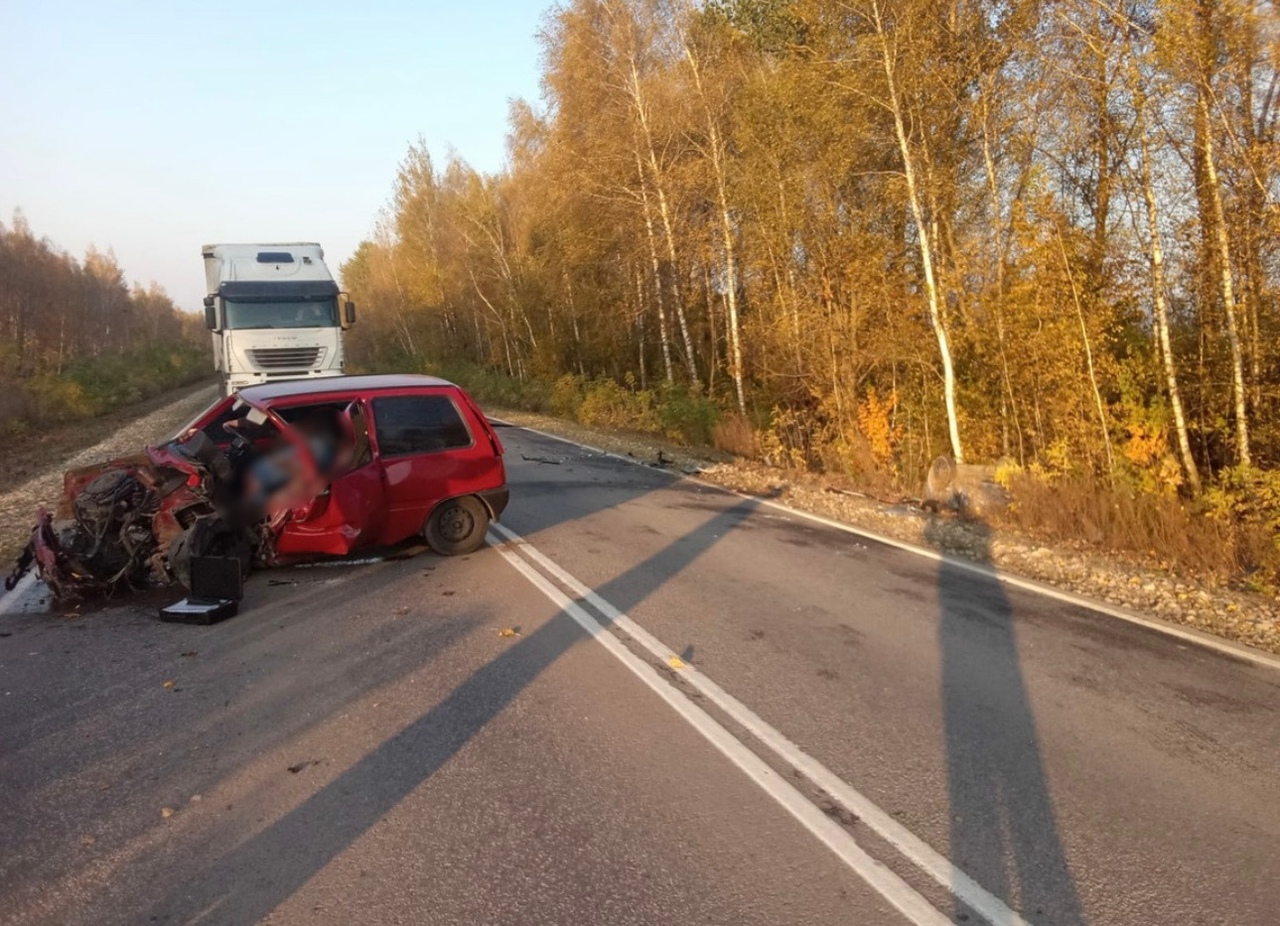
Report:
199,400,250,444
372,394,473,457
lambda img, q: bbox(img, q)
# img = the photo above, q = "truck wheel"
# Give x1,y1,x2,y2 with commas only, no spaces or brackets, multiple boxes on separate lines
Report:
424,497,489,556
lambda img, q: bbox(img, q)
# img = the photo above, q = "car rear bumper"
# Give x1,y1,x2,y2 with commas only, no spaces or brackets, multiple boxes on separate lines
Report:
478,486,509,521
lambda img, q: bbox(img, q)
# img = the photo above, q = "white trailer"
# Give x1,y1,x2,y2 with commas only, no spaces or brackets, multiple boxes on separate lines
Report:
201,242,356,396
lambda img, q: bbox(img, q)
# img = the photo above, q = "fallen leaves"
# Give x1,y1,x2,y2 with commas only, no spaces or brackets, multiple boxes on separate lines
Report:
667,655,686,669
162,680,176,690
161,807,175,819
497,627,521,638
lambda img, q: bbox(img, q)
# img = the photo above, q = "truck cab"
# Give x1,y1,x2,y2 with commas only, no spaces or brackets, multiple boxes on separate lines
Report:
202,243,356,397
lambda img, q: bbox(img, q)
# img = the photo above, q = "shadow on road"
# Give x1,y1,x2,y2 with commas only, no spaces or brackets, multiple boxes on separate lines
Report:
926,515,1084,925
140,475,766,923
14,420,1094,924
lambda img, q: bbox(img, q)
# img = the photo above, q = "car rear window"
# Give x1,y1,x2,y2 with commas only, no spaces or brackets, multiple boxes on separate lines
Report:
372,394,472,457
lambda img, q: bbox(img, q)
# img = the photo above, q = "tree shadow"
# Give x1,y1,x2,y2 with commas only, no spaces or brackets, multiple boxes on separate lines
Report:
926,516,1085,925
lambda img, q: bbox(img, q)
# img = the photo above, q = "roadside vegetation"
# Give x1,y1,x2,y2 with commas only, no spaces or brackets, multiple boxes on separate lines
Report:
341,0,1278,593
0,214,209,435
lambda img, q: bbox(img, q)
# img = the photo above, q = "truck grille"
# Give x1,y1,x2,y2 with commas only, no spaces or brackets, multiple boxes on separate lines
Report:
248,347,325,370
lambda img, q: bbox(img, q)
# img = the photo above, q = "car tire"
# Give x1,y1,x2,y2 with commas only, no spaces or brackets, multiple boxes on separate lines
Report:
424,496,489,556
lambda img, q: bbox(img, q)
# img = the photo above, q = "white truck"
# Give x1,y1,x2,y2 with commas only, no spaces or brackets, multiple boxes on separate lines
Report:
201,242,355,396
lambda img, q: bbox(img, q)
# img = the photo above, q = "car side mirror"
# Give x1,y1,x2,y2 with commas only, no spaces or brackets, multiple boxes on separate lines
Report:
203,296,218,331
344,301,356,327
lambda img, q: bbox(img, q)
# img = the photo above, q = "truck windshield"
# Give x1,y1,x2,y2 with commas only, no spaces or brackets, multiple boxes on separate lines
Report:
223,299,338,330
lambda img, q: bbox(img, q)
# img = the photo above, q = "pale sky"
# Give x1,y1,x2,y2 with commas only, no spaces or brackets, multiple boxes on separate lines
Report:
0,0,547,310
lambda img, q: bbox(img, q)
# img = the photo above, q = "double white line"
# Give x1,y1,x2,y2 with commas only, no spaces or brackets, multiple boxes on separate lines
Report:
487,521,1031,926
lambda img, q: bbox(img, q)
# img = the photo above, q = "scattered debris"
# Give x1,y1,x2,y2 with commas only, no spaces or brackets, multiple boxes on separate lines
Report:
161,807,175,819
667,655,686,669
497,627,521,638
162,680,176,690
180,650,198,658
819,798,859,827
824,486,871,500
287,760,320,774
387,543,429,560
520,453,562,465
393,606,410,616
80,835,97,847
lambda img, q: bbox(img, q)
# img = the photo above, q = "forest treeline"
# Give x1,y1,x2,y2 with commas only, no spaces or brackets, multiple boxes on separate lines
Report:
343,0,1280,581
0,214,207,432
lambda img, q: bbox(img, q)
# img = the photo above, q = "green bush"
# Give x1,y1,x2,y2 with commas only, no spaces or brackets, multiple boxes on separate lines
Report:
550,374,586,419
352,354,724,447
2,343,210,434
578,377,657,431
656,386,719,445
1203,467,1280,588
430,360,552,413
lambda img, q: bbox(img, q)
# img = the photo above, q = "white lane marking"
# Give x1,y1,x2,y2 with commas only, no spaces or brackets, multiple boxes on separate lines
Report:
0,573,49,617
491,522,1030,926
486,532,953,926
508,423,1280,673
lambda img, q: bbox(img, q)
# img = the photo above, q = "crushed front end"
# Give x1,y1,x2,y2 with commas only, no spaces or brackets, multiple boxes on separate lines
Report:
11,431,259,601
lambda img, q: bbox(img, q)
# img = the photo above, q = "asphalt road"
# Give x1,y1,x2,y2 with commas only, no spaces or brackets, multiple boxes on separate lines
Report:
2,424,1278,925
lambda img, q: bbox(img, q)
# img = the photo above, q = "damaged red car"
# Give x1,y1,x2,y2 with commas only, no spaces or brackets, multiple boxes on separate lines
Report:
12,374,509,599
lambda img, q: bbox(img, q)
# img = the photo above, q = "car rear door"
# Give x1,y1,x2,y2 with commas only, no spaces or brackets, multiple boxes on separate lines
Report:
365,387,497,544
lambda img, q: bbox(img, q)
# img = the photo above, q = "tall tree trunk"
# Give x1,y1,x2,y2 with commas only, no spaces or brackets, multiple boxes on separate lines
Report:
1134,66,1200,489
1200,92,1252,467
635,266,649,389
1055,223,1115,475
683,39,743,411
979,87,1025,465
872,0,964,463
634,152,675,386
565,272,586,378
629,61,700,391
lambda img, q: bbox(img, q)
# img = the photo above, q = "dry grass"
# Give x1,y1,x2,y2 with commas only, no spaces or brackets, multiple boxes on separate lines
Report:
712,414,760,458
999,472,1267,583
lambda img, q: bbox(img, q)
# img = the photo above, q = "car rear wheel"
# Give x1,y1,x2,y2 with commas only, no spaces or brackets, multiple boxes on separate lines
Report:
424,496,489,556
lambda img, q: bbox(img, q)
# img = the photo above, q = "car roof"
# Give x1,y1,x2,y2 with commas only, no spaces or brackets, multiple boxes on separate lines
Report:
238,374,457,403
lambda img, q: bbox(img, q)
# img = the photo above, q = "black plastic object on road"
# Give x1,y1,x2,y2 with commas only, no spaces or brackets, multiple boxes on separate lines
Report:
159,555,243,625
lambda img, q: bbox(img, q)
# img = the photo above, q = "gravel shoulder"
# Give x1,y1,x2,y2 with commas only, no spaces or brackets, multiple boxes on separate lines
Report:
491,408,1280,656
0,382,219,567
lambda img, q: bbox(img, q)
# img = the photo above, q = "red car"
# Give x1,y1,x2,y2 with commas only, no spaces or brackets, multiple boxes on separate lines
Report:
16,374,508,599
